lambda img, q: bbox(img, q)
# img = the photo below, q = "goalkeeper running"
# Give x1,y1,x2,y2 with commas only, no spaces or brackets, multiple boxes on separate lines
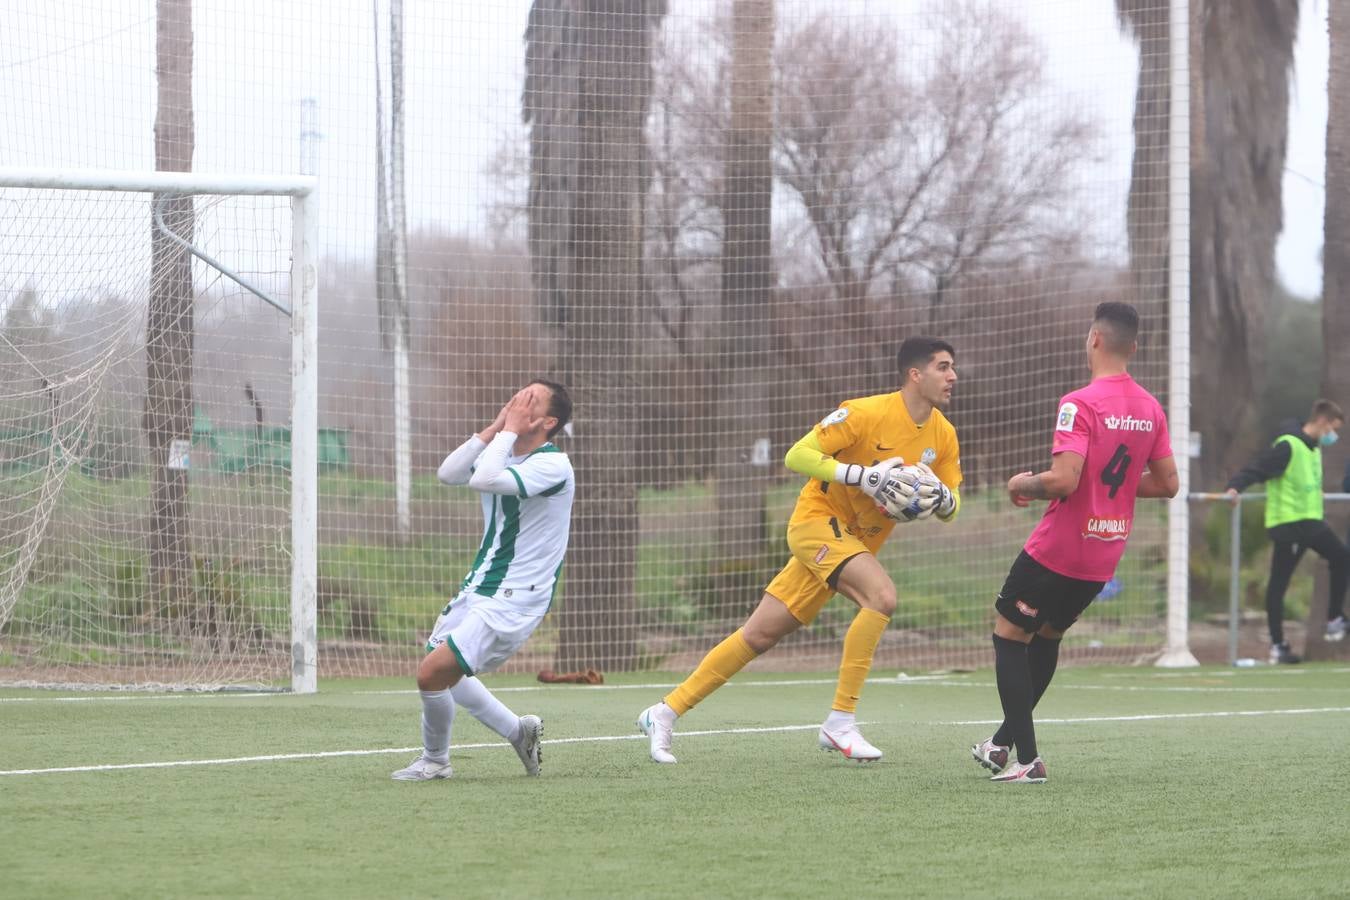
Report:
638,337,963,763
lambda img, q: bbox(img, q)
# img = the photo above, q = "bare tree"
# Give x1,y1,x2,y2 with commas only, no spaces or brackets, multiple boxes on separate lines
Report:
525,0,666,671
773,7,1093,393
145,0,195,610
1311,0,1349,659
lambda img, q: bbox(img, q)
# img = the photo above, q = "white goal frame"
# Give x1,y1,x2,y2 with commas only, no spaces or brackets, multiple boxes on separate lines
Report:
0,167,319,693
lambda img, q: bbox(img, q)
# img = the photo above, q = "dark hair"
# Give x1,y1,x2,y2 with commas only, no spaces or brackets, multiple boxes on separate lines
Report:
896,337,956,381
1092,302,1139,354
1310,398,1345,424
531,379,573,438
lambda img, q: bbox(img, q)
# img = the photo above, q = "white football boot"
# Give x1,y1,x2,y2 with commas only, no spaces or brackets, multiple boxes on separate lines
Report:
637,703,677,764
818,721,883,762
390,755,453,781
511,715,544,776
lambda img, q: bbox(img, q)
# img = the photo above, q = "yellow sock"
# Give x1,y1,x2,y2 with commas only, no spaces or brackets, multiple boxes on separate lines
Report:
665,629,758,715
833,608,890,713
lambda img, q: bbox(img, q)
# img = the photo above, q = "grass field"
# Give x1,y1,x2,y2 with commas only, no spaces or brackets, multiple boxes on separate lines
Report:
4,664,1350,899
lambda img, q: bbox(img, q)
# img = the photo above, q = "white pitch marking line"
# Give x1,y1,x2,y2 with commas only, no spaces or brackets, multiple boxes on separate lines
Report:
9,705,1350,778
940,706,1350,726
2,669,1332,703
914,680,1320,693
1103,666,1350,679
357,675,955,695
0,722,839,777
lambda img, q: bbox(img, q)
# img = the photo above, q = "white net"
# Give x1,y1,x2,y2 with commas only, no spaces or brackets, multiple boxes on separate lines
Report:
0,186,298,688
1,0,1176,687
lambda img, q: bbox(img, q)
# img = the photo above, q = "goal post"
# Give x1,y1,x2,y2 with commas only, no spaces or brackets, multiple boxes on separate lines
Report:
0,167,318,693
1158,0,1199,668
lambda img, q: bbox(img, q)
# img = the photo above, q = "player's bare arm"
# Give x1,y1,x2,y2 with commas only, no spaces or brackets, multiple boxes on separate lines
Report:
1136,455,1180,498
1008,451,1084,505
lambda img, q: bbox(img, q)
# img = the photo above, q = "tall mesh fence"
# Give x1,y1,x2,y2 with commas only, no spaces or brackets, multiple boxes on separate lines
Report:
0,0,1174,686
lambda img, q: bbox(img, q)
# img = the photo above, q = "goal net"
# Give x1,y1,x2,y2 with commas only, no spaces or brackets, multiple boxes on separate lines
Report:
0,173,315,690
2,0,1182,688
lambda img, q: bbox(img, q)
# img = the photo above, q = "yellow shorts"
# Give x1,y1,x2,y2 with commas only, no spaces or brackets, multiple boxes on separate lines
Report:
765,516,876,625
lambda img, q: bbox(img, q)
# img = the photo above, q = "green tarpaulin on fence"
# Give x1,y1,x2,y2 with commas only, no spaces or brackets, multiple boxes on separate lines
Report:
0,423,349,475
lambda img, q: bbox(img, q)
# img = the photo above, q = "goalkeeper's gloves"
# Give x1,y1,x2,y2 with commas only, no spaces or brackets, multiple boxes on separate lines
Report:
914,464,957,519
837,457,904,499
877,466,933,521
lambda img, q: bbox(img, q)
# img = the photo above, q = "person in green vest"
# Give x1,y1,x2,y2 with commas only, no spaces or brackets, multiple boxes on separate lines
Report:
1225,399,1348,664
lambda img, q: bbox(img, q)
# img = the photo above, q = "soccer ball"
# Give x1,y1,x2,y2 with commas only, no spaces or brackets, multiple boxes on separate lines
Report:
876,466,938,522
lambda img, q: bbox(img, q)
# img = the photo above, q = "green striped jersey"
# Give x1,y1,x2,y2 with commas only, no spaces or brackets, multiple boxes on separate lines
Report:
460,443,573,613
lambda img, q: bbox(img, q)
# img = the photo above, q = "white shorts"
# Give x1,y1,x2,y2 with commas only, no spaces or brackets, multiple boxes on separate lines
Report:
425,592,545,676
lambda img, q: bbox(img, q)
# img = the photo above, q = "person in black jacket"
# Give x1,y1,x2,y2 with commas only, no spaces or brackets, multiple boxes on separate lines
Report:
1225,400,1348,663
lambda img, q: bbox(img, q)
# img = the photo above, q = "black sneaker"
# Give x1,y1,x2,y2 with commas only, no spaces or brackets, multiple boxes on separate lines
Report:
1269,641,1302,665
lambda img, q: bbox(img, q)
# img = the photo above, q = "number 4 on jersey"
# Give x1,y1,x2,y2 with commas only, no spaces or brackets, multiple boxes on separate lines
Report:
1100,443,1131,499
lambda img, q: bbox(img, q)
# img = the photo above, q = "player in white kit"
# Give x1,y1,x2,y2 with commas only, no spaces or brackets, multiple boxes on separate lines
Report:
392,381,574,781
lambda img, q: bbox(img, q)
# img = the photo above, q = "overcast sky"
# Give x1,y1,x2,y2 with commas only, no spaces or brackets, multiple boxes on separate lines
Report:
0,0,1332,297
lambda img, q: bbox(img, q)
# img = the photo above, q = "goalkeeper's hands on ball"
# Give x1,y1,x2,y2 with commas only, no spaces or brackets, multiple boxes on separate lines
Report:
913,462,956,519
878,464,955,522
838,457,905,499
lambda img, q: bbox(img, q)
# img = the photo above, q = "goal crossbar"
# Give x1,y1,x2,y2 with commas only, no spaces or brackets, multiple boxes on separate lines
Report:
0,167,315,197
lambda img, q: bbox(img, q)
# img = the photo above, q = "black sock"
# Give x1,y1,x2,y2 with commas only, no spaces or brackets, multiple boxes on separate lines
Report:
1028,634,1062,707
992,634,1060,747
992,634,1038,764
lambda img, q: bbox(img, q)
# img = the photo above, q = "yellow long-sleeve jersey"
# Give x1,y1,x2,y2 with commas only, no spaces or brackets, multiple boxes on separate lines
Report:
786,392,962,541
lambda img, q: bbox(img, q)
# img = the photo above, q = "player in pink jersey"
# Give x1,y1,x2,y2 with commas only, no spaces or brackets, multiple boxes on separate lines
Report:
971,302,1179,783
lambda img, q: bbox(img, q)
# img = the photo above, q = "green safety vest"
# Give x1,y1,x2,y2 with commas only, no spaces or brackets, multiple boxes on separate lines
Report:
1265,433,1323,528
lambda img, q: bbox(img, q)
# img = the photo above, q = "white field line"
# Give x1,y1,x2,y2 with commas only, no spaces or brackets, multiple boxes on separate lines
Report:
6,706,1350,778
0,722,836,777
0,674,953,703
360,677,1332,696
910,681,1327,693
940,706,1350,726
1103,666,1350,679
3,670,1339,704
353,674,964,696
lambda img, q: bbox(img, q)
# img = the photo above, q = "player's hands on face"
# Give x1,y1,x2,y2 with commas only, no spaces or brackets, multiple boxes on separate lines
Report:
1008,471,1034,508
502,387,537,434
503,386,551,435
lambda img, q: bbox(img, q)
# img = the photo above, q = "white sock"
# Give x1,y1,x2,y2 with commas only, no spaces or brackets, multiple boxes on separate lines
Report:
451,677,521,742
823,709,855,731
656,701,678,723
420,689,455,764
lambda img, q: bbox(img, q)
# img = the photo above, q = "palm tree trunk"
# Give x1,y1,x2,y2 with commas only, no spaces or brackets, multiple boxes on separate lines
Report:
145,0,195,614
713,0,776,600
1116,1,1170,370
1189,1,1298,484
530,0,664,671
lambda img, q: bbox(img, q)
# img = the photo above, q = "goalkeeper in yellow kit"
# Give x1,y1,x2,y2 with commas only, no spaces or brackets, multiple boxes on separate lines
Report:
638,337,963,763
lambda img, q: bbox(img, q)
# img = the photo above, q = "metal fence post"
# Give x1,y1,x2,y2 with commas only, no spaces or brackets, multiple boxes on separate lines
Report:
1228,497,1241,666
